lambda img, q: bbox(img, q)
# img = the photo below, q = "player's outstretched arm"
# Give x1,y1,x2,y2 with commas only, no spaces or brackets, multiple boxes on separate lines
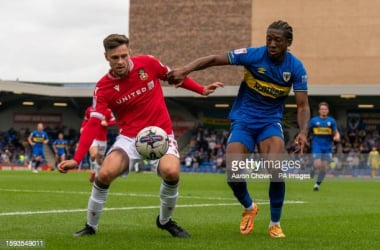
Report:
294,91,310,153
168,54,229,83
173,77,223,96
57,159,79,174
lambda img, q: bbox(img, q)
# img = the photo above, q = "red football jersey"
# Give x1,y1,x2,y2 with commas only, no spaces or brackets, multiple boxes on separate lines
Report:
93,55,172,137
81,106,116,141
73,55,173,163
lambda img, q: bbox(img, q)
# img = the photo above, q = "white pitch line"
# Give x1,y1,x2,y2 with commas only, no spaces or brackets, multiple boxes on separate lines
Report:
0,201,305,217
0,188,306,203
0,188,237,201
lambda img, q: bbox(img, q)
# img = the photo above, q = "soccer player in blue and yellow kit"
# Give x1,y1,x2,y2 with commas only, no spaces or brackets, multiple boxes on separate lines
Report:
169,20,310,238
53,132,68,170
309,102,340,191
28,122,49,173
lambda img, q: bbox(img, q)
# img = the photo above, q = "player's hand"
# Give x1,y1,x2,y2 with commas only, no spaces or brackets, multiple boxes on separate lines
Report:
202,82,224,96
294,132,308,154
57,160,78,174
167,68,188,84
101,120,107,126
333,133,340,142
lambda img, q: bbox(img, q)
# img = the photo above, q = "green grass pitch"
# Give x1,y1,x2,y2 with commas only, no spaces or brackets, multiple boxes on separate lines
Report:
0,171,379,250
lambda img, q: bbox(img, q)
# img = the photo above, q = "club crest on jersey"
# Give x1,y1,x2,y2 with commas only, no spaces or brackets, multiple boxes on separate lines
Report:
327,122,331,127
283,72,291,82
114,84,120,92
138,68,149,80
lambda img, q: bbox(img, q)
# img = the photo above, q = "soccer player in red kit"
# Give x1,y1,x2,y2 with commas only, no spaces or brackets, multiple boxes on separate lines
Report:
80,106,116,182
58,34,223,237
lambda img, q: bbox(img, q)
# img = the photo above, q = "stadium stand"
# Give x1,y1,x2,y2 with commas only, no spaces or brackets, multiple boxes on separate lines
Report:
1,118,380,177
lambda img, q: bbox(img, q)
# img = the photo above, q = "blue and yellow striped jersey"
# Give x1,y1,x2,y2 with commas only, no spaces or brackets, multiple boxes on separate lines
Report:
53,139,67,149
227,46,307,123
309,116,337,148
30,130,48,147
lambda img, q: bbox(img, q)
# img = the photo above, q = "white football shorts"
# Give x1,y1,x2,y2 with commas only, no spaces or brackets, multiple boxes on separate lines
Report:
107,134,179,176
91,139,107,155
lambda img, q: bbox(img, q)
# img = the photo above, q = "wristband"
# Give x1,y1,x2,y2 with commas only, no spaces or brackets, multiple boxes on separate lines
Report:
181,77,205,95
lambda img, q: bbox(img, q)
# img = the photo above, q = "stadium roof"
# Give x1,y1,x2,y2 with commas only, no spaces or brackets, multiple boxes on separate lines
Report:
1,80,380,97
1,80,379,111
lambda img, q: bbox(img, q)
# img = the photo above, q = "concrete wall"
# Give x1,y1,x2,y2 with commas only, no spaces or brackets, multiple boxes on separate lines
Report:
129,0,251,85
251,0,380,85
0,106,83,132
129,0,380,85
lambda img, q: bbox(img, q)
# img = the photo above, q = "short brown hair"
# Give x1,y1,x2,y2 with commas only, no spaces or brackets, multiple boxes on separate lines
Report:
103,34,129,51
319,102,329,109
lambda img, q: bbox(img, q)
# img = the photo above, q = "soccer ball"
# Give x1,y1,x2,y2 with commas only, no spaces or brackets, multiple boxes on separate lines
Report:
135,126,169,160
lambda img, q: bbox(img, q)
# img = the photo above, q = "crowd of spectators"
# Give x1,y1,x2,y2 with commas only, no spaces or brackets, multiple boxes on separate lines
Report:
0,125,118,168
180,125,380,176
0,128,31,165
0,126,75,167
180,126,228,173
1,124,379,176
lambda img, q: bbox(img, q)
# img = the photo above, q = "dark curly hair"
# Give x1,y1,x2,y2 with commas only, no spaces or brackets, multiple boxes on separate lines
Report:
268,20,293,46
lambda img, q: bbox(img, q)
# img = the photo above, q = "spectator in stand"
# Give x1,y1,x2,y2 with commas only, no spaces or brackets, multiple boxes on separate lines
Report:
342,141,352,154
184,154,193,169
1,149,10,163
17,150,26,165
215,153,226,172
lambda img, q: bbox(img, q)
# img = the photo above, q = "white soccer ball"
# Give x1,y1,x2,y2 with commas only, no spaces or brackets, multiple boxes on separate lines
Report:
135,126,169,160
